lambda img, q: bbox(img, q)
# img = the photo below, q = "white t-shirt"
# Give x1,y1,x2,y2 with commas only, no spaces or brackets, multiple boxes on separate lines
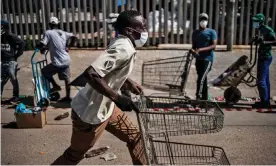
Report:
71,35,136,124
41,29,73,67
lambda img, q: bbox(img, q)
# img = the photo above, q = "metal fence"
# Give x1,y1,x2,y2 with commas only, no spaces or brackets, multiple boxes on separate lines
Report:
1,0,276,48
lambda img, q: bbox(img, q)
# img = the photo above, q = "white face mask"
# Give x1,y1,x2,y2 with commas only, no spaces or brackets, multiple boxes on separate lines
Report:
200,20,208,28
253,22,260,29
134,32,148,47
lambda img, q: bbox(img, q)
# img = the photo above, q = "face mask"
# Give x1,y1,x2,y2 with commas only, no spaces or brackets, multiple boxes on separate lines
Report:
253,22,260,29
134,31,148,47
200,20,208,28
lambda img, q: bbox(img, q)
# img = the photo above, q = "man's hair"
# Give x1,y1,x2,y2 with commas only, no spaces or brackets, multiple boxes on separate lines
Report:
113,10,142,32
1,20,9,30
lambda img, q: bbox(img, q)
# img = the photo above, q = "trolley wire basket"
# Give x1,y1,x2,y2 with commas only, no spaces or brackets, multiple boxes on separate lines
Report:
141,52,193,96
147,138,230,165
137,96,224,137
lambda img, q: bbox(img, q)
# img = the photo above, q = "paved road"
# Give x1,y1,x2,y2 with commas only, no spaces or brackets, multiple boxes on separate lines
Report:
1,50,276,165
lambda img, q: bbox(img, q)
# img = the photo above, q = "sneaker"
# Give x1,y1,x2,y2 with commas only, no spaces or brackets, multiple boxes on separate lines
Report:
9,96,20,104
50,86,62,94
59,97,72,102
54,112,70,120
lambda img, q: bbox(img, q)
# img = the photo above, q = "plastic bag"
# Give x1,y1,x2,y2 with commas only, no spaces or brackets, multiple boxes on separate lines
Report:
15,103,33,114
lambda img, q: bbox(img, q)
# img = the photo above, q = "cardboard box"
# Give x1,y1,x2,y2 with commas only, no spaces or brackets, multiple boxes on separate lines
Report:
15,111,47,128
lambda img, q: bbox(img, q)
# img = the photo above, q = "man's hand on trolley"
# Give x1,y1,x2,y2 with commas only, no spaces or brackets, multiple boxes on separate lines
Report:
189,48,200,57
114,94,139,112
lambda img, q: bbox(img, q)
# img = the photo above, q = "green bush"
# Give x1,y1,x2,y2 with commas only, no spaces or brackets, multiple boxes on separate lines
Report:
24,37,33,51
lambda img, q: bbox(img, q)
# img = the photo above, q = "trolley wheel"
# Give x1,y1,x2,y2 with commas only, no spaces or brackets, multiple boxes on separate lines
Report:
39,98,50,107
224,86,241,104
50,92,60,101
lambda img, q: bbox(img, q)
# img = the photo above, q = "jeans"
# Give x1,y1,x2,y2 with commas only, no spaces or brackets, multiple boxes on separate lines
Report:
195,60,212,100
1,61,19,97
257,56,273,103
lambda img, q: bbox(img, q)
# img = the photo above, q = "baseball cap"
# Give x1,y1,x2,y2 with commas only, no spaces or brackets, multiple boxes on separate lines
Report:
199,13,209,20
1,20,9,29
49,17,59,24
252,13,265,22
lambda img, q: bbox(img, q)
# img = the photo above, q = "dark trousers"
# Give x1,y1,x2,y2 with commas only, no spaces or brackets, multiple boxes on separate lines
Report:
195,59,212,100
257,56,272,103
1,61,19,97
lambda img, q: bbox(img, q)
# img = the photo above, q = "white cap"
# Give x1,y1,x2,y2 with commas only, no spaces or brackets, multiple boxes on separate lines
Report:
49,17,59,24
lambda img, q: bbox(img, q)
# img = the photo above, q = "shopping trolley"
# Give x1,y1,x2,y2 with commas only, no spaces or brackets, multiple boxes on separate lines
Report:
31,49,60,107
141,52,194,97
136,96,230,165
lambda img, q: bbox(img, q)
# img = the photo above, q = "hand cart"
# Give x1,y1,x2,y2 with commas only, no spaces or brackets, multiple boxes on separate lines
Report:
136,96,230,165
31,49,60,107
210,36,261,104
141,52,194,97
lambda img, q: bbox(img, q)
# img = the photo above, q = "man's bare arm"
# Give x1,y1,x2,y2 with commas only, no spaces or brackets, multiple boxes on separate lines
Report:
198,40,217,52
83,66,118,101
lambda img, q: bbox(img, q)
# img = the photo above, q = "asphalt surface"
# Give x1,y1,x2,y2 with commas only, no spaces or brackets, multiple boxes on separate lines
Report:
1,50,276,165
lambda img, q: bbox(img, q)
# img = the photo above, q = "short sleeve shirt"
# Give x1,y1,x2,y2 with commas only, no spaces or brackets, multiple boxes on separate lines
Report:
192,28,217,62
41,29,73,67
259,25,275,57
71,35,136,124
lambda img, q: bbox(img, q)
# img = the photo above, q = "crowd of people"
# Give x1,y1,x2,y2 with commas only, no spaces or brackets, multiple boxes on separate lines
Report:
1,9,276,164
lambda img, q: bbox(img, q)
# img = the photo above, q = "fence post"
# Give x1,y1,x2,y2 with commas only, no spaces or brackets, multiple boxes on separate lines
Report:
226,0,235,51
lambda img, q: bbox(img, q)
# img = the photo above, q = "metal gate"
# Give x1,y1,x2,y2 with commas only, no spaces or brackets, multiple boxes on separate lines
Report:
1,0,275,48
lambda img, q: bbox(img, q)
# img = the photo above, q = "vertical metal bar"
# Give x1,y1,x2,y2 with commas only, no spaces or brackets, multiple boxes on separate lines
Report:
265,0,270,25
71,0,76,35
22,0,30,38
34,0,41,39
29,0,36,48
158,0,162,44
272,0,276,30
139,0,143,18
170,0,174,43
11,0,18,35
203,0,207,13
89,0,95,46
96,0,100,46
177,0,182,44
103,0,107,47
1,1,5,19
233,0,238,44
245,0,251,45
45,0,50,29
52,0,57,17
195,0,200,30
238,0,244,44
152,0,156,45
46,0,51,18
208,0,213,29
115,0,118,13
16,0,24,38
65,0,70,32
121,0,125,11
183,0,187,44
59,0,64,30
146,0,150,46
83,0,88,46
108,0,113,39
76,0,82,46
252,0,258,38
126,0,131,10
214,0,219,34
189,0,194,43
40,0,47,32
220,0,226,44
260,0,264,14
4,0,12,31
164,0,169,43
133,0,137,9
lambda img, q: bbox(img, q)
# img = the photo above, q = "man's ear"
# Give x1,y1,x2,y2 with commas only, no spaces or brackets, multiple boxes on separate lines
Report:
124,27,133,35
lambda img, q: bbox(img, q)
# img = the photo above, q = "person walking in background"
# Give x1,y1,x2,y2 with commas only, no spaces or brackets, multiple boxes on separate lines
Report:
1,20,25,103
36,17,77,102
252,13,276,108
190,13,217,100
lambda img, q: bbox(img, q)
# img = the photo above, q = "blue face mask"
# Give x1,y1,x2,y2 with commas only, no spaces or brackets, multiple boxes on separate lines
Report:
253,22,260,29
